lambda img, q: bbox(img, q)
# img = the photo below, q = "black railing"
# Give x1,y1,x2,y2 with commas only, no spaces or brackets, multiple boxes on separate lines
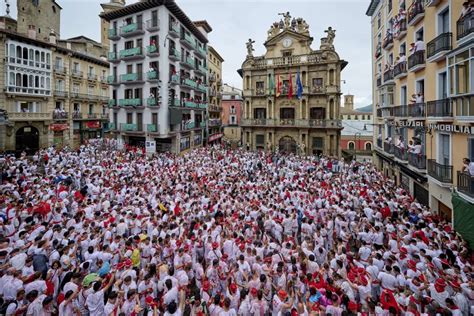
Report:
394,146,408,161
376,76,382,87
408,50,425,70
382,34,394,49
393,61,407,77
384,142,394,155
458,171,474,198
428,159,453,183
383,69,394,83
53,112,68,120
407,0,424,25
427,32,452,59
457,11,474,41
395,18,407,38
408,103,425,118
393,105,408,117
426,99,452,117
408,152,426,169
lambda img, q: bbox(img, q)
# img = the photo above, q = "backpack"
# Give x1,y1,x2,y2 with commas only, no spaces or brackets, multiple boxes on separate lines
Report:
0,299,17,315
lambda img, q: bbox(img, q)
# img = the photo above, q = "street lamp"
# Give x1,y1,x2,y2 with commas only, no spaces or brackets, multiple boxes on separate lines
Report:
354,132,362,161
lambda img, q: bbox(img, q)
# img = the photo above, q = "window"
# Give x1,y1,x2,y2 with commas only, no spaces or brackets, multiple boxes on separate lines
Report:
377,13,381,29
127,113,133,124
282,51,292,57
365,142,372,151
88,66,94,75
415,27,424,42
312,78,323,86
438,72,447,99
469,137,474,161
348,142,355,150
254,108,266,119
438,8,450,34
230,116,236,124
256,135,265,145
400,43,406,55
438,134,450,165
230,105,236,114
73,62,80,72
401,85,407,104
310,107,325,119
256,81,264,95
416,79,424,95
88,104,94,114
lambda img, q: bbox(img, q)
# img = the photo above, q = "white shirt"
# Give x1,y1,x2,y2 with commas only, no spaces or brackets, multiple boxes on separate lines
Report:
85,289,105,316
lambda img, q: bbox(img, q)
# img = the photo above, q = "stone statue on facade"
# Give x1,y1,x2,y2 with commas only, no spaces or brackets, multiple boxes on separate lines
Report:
246,39,255,57
267,22,280,39
325,27,336,45
278,12,291,29
291,17,297,30
296,18,310,35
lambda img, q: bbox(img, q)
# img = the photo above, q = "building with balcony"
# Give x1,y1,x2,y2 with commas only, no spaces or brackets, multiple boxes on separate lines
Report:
366,0,474,225
221,84,243,147
0,8,109,153
340,95,374,161
101,0,210,153
239,13,346,155
207,46,224,145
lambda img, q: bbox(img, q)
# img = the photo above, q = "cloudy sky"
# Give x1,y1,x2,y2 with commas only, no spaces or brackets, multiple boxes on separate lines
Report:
5,0,372,108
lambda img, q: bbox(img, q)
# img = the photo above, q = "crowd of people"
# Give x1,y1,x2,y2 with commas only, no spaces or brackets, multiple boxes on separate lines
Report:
0,140,473,315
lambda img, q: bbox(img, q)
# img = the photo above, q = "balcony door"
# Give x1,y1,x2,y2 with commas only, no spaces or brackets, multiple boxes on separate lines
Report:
137,113,143,131
438,72,447,99
438,133,450,165
437,8,449,35
254,108,266,119
310,107,325,120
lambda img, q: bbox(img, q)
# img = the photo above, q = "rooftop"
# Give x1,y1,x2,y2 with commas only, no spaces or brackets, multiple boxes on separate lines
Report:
341,120,373,136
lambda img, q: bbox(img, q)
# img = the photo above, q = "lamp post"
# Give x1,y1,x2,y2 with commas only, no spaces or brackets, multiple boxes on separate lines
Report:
354,132,361,161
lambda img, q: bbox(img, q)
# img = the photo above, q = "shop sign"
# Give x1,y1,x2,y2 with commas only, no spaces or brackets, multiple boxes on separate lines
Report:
208,133,223,142
49,123,69,131
387,121,473,134
85,121,101,129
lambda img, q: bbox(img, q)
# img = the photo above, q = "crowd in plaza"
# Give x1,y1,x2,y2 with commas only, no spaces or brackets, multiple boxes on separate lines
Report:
0,140,473,315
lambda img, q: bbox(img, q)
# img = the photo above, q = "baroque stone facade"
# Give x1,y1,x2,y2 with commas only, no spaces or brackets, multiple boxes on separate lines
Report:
240,12,347,156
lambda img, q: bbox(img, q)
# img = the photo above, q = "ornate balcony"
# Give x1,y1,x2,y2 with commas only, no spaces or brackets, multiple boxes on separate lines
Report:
87,73,97,81
119,47,144,61
407,0,424,26
120,73,144,84
108,28,120,40
119,98,142,107
169,22,180,38
54,90,68,98
8,112,51,121
393,105,408,117
146,45,159,57
54,65,66,75
426,99,453,119
428,159,453,184
147,70,159,82
407,103,425,119
120,23,144,38
408,152,426,170
457,172,474,199
240,118,342,128
393,62,407,79
427,32,452,62
456,11,474,44
71,70,83,79
408,50,425,72
169,48,181,61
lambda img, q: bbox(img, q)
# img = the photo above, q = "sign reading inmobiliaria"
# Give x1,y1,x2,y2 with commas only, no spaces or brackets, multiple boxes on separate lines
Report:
387,121,474,134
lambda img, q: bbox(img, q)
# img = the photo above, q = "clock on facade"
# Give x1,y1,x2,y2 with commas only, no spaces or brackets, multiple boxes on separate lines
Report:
282,37,293,48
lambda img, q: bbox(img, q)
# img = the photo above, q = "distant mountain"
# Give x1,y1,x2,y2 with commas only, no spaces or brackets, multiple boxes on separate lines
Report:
355,104,373,112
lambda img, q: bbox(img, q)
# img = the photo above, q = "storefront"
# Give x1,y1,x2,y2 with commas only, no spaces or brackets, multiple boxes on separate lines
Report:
50,123,69,148
180,134,191,152
208,133,223,145
193,134,202,147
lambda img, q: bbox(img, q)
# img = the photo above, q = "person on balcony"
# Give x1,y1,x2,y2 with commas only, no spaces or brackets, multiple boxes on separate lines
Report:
462,158,474,176
460,2,472,19
415,38,425,52
409,42,416,54
398,52,406,64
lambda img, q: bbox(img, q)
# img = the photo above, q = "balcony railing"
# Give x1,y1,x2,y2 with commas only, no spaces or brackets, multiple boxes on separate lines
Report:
120,73,143,83
408,152,426,170
169,22,180,36
147,98,159,107
119,98,142,107
394,18,407,39
393,105,408,117
120,123,138,132
147,124,158,132
120,23,144,37
119,47,143,59
71,70,83,78
54,90,68,98
169,48,181,60
408,50,425,71
393,61,407,78
384,142,394,155
181,57,195,68
408,103,425,118
426,99,453,117
108,99,117,107
457,171,474,198
182,78,197,89
170,74,180,85
428,159,453,183
107,75,119,85
427,32,452,60
241,119,342,128
108,28,119,40
377,138,383,148
53,111,68,120
383,69,394,83
87,73,97,81
147,71,159,81
407,0,424,26
54,66,66,74
394,146,408,161
146,45,159,55
456,11,474,41
181,33,196,49
382,34,394,49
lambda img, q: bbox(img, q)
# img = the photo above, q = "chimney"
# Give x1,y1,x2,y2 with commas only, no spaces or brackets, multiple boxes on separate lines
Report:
28,25,37,39
49,29,57,44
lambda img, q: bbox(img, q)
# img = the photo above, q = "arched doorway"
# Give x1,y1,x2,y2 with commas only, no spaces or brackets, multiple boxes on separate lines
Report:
16,126,39,154
279,136,297,154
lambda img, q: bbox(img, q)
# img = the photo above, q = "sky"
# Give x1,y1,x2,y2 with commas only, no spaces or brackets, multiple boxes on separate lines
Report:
4,0,373,108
